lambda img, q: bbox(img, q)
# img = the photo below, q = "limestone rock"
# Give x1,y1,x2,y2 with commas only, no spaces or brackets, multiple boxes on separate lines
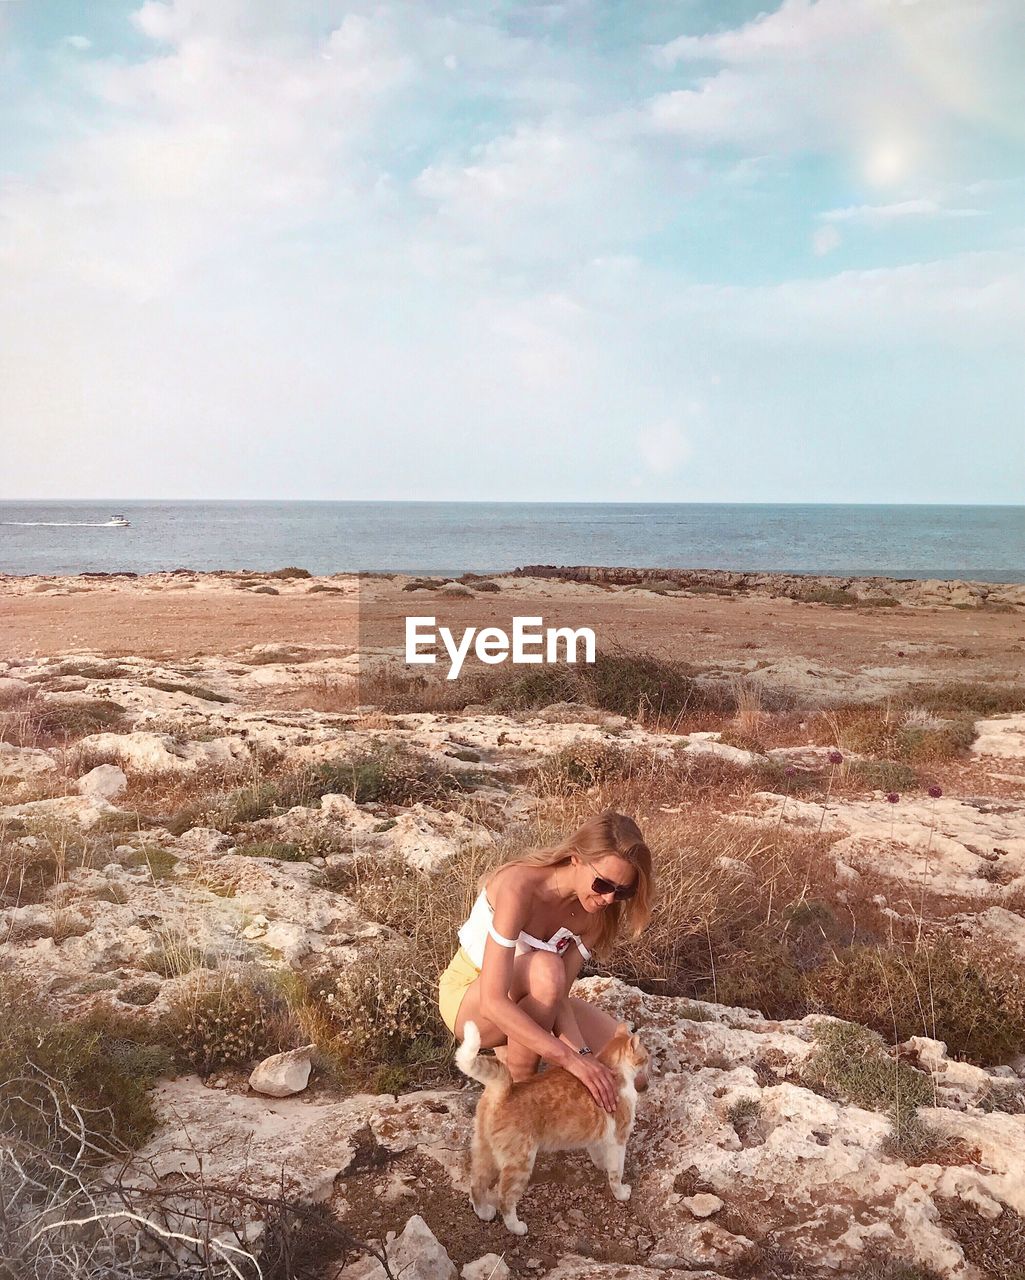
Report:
0,675,32,701
545,1262,727,1280
534,702,630,730
76,730,247,773
684,1193,725,1219
77,763,128,801
972,713,1025,760
341,1215,455,1280
682,733,765,767
1,793,115,828
174,827,234,856
461,1255,511,1280
248,1045,316,1098
0,742,56,778
658,1221,754,1269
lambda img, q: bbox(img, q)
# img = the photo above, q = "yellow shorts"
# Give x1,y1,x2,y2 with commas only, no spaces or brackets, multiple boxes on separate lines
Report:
438,946,480,1035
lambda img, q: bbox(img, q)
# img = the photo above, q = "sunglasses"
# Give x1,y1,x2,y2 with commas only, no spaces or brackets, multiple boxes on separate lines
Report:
591,874,638,902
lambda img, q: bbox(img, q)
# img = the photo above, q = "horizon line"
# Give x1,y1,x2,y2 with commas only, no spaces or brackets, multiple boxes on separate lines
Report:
2,498,1023,509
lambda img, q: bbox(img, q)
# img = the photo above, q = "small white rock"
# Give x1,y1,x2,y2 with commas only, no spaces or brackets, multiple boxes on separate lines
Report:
461,1255,511,1280
249,1045,316,1098
77,764,128,801
242,914,270,940
683,1193,725,1219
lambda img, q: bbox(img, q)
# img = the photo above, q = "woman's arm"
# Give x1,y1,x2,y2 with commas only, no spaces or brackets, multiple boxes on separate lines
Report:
478,879,617,1111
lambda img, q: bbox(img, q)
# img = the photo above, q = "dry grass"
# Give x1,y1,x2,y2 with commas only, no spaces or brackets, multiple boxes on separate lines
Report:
0,690,127,748
938,1199,1025,1279
815,702,976,766
513,762,1025,1062
0,819,121,908
287,650,742,725
733,680,765,740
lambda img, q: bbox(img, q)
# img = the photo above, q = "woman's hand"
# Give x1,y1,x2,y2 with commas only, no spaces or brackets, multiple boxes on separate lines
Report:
565,1051,618,1113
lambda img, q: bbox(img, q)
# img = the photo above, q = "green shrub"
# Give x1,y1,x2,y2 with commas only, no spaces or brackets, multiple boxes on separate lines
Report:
309,958,449,1089
484,665,583,712
584,651,721,719
0,696,127,745
125,844,179,879
143,928,218,979
0,976,170,1156
795,586,855,606
847,760,921,791
807,941,1025,1065
884,1105,966,1165
915,682,1025,717
533,741,630,793
802,1021,933,1114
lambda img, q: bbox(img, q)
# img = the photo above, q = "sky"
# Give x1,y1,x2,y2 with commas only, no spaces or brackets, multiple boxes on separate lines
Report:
1,0,1023,503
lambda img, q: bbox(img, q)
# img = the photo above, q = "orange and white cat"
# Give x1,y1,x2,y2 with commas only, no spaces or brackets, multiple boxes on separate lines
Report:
456,1020,650,1236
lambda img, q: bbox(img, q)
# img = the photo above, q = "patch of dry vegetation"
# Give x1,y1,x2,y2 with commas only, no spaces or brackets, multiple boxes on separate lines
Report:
816,703,977,766
0,974,171,1156
0,688,127,747
523,761,1025,1064
0,819,118,908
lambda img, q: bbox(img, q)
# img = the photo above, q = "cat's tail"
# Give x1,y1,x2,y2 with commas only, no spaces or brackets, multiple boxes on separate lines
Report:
456,1021,512,1099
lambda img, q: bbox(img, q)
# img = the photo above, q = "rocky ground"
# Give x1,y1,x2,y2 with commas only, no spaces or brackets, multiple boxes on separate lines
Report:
2,570,1025,1279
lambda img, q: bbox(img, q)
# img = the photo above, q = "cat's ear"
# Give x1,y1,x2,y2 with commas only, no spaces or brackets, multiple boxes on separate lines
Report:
615,1021,630,1038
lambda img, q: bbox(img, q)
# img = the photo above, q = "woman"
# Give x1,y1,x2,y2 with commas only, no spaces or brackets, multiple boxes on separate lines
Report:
438,811,653,1113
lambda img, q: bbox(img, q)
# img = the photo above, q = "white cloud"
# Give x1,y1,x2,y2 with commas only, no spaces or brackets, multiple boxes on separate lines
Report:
821,199,982,225
646,0,1025,183
0,4,413,298
812,225,842,256
65,35,92,51
0,0,1021,503
668,250,1025,348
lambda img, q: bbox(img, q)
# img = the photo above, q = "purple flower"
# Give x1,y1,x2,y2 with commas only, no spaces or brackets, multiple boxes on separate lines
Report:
896,650,905,658
785,765,797,777
828,751,843,765
928,785,943,799
886,792,900,804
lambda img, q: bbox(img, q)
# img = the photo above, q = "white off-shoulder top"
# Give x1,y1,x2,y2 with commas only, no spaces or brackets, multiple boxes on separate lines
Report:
457,889,591,970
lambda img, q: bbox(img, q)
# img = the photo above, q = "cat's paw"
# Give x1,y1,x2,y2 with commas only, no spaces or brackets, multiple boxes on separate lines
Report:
473,1202,497,1222
503,1215,528,1236
612,1183,632,1201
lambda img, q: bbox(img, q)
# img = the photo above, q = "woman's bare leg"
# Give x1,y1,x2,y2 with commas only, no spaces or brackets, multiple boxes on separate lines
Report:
503,951,567,1080
453,950,572,1079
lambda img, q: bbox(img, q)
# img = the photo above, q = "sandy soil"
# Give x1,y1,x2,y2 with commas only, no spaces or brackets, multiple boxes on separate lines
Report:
2,573,1023,694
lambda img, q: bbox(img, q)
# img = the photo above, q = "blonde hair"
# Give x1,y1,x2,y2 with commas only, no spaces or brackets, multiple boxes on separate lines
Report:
488,811,654,957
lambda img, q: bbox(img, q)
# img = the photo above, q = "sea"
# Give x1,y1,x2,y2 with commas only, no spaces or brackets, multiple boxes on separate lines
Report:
0,501,1023,581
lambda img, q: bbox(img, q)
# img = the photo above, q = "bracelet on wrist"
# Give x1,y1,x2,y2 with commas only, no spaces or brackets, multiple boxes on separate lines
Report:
578,1045,592,1056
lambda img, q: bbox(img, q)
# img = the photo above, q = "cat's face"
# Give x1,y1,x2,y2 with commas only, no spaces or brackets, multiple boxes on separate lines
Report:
625,1031,650,1090
606,1024,651,1090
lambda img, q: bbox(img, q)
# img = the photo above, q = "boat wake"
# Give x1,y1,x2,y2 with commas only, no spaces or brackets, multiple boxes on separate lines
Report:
2,521,128,528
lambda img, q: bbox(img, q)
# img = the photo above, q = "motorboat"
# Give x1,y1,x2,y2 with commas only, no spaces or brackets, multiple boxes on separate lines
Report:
107,514,130,527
